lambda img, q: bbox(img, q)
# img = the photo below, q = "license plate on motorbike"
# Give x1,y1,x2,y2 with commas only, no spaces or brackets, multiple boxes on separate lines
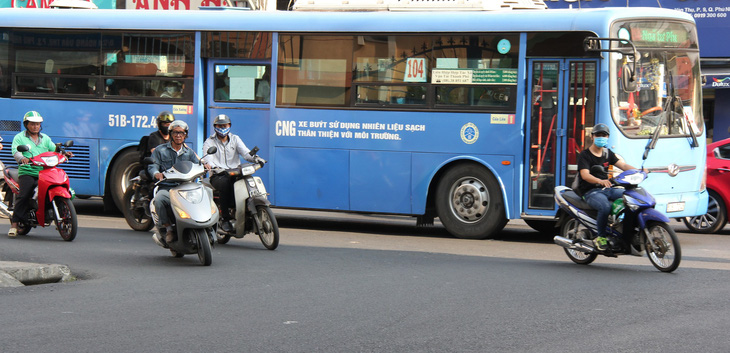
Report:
667,202,685,213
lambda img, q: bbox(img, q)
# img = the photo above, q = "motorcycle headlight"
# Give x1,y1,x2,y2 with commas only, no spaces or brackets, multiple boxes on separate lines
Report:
178,188,203,204
40,155,59,167
241,165,256,175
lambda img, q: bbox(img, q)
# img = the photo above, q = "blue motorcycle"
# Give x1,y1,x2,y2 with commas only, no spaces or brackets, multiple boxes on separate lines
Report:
554,169,681,272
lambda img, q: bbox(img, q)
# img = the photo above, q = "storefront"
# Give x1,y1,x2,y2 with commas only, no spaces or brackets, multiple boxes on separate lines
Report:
546,0,730,141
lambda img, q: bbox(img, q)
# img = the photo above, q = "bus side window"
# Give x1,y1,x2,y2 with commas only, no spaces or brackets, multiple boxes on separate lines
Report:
0,31,6,97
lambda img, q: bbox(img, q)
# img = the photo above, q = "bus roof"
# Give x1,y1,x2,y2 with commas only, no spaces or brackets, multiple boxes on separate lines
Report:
0,7,694,33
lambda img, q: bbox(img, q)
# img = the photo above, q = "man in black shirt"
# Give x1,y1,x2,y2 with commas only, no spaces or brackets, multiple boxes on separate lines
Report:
138,111,174,163
576,123,640,251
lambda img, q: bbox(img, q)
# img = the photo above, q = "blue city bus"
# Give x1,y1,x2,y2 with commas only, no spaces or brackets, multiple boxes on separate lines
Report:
0,6,707,239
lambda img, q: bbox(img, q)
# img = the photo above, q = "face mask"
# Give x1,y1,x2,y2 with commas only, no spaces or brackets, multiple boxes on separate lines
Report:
215,126,230,137
159,125,169,135
594,137,608,148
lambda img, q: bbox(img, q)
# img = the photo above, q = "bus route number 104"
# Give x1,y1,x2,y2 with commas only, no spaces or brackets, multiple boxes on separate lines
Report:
405,58,427,83
108,114,157,129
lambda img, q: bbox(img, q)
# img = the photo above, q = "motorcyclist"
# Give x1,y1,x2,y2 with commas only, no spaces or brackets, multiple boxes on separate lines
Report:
8,111,73,237
202,114,263,232
148,120,207,243
576,123,640,251
138,111,175,163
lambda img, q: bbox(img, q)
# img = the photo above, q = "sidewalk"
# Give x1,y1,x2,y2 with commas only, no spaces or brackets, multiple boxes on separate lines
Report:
0,261,73,288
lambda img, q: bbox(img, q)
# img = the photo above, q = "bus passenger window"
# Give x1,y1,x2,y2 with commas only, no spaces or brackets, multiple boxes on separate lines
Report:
255,67,270,102
356,85,426,106
160,81,183,98
213,64,270,103
0,31,8,98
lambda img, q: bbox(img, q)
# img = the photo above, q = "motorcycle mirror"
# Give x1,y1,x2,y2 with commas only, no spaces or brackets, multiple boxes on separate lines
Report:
17,145,29,152
249,146,259,156
206,146,217,155
64,140,74,148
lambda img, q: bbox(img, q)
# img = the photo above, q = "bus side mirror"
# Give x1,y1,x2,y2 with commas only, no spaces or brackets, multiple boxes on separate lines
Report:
622,64,638,93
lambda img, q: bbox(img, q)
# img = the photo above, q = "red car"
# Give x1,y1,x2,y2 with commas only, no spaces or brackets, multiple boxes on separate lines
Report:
683,138,730,233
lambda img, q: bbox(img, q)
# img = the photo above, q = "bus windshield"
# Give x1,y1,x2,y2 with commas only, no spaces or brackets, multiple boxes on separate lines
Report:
611,20,703,138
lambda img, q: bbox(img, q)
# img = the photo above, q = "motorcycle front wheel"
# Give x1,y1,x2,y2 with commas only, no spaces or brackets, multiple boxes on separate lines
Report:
196,228,212,266
560,217,597,265
644,222,681,272
122,187,154,232
54,197,77,241
254,205,279,250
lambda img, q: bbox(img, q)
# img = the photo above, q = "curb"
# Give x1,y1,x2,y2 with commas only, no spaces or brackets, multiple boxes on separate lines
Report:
0,261,73,288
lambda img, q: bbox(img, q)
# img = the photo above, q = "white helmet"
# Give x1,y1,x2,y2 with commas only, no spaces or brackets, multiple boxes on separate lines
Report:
169,120,188,134
23,111,44,123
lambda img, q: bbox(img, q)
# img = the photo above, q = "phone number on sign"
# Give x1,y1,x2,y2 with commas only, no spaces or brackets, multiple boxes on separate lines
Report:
108,114,157,128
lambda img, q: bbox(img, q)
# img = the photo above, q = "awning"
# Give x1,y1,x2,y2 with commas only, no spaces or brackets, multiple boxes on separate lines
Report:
702,67,730,89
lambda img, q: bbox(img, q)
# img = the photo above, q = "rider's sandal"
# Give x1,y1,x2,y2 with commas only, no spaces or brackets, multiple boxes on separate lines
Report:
7,228,17,237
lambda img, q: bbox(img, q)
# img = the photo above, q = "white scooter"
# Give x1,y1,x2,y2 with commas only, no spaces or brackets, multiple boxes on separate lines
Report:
150,147,219,266
210,146,279,250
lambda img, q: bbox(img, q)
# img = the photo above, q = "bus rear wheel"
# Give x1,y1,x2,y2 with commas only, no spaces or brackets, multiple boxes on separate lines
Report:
109,149,143,213
435,164,506,239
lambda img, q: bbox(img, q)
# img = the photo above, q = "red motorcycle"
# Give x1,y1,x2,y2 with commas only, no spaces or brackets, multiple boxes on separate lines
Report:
4,141,77,241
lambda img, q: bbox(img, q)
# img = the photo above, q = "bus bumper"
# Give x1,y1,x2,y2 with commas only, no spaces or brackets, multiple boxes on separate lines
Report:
652,190,708,218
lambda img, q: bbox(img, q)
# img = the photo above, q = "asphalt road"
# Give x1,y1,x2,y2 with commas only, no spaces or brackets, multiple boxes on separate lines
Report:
1,199,730,352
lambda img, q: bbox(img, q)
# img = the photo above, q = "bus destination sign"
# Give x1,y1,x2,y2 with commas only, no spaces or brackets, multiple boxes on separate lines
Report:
432,68,517,85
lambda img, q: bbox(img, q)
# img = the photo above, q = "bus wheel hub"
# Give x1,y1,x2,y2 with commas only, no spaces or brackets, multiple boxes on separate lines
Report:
451,179,489,222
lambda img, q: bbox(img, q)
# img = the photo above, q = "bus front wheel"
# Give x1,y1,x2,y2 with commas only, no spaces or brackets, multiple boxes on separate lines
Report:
435,164,506,239
109,149,142,213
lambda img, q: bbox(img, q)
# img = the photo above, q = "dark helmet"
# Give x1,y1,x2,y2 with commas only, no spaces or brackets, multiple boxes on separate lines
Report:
213,114,231,126
157,111,175,124
592,123,610,136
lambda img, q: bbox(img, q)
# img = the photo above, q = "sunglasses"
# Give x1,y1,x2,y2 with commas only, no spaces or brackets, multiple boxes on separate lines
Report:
171,131,186,136
593,132,609,137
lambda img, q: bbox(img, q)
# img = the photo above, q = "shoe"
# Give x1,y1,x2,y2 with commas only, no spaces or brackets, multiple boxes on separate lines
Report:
593,236,608,251
8,228,17,237
165,230,175,243
220,220,233,233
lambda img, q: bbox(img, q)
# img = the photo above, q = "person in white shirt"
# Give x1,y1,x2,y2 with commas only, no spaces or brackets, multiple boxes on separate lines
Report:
202,114,263,231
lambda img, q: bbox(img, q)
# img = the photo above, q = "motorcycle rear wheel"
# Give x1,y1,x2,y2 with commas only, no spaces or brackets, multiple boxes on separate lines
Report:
122,187,154,232
196,228,212,266
254,206,279,250
644,222,681,272
54,197,77,241
560,218,597,265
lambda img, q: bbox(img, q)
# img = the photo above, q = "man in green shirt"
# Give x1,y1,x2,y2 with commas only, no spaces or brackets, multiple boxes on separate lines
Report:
8,111,72,237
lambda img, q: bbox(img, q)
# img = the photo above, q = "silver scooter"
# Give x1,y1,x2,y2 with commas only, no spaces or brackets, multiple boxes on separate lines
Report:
150,147,219,266
211,146,279,250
